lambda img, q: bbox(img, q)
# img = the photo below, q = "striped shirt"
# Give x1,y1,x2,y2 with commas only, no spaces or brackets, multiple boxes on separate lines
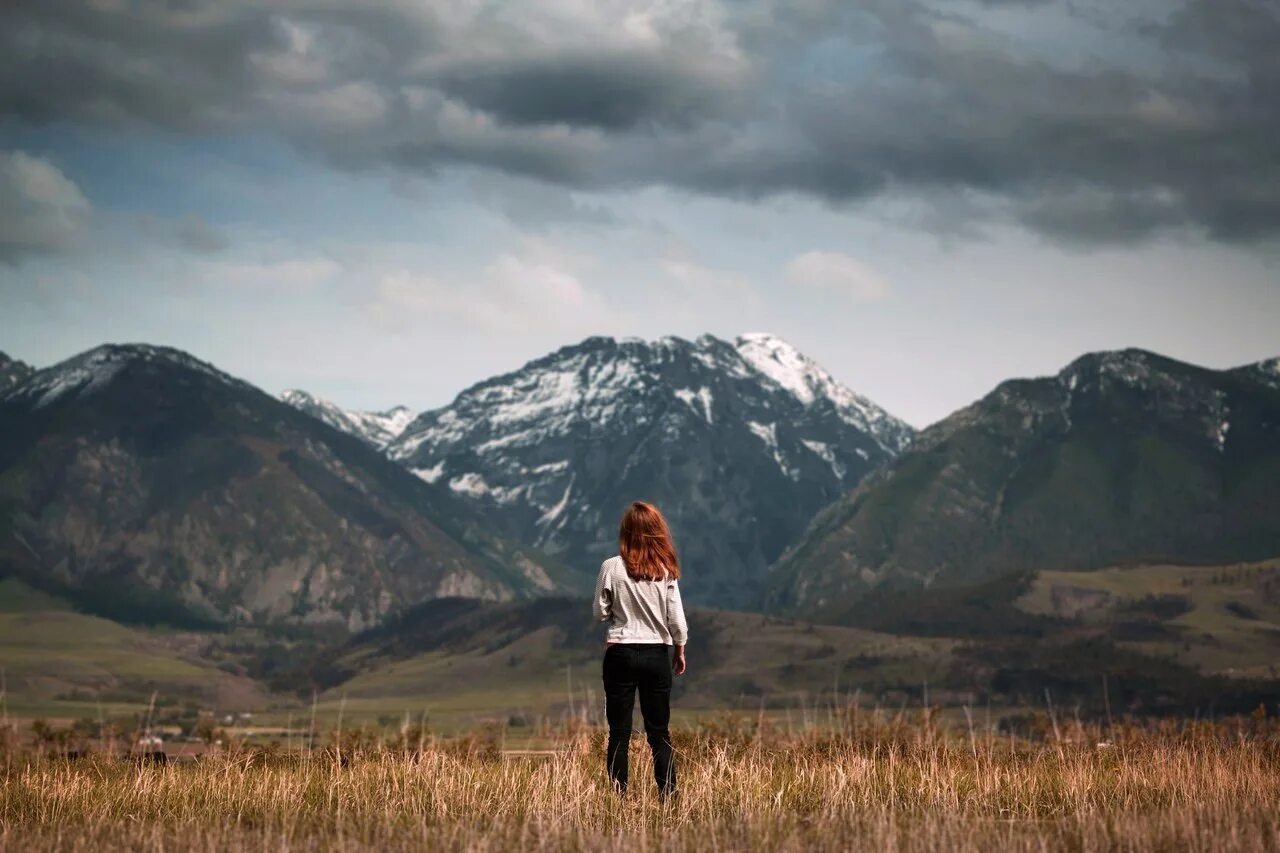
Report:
592,555,688,645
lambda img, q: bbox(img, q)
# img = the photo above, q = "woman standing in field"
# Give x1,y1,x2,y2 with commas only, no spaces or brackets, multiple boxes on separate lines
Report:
592,501,689,797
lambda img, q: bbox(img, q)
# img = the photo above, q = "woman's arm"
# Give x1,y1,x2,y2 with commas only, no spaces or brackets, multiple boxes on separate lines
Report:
667,580,688,675
592,560,613,624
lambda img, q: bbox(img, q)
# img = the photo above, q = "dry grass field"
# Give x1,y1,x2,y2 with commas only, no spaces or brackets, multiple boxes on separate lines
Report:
3,710,1278,852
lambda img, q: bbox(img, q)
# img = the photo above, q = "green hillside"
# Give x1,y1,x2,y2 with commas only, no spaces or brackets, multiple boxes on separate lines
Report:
1016,558,1280,679
771,350,1280,615
0,578,269,719
312,598,956,726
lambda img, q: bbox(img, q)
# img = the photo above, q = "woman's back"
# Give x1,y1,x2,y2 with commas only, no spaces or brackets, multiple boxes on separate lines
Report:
593,555,688,646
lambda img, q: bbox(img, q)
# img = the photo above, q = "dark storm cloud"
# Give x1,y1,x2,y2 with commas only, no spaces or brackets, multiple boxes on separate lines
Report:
1,0,1277,245
437,53,734,131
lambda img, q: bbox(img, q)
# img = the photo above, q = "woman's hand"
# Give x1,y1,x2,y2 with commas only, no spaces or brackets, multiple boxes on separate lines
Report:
673,645,687,676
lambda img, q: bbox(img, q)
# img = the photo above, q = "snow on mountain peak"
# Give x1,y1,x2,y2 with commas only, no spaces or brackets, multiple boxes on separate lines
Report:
5,344,246,409
734,333,821,405
734,333,912,453
387,332,913,468
280,389,414,450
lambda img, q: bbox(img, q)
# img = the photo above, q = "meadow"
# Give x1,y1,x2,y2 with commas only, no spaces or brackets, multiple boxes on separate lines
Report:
3,710,1278,851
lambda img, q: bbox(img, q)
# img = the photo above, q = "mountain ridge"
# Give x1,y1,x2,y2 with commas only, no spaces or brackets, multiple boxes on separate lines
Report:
0,351,35,394
279,389,413,450
0,343,564,630
769,346,1280,620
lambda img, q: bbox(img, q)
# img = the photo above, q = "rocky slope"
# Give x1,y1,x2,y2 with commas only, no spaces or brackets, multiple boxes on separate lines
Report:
1237,357,1280,391
0,351,34,393
0,344,562,630
387,333,913,606
279,389,413,450
769,349,1280,621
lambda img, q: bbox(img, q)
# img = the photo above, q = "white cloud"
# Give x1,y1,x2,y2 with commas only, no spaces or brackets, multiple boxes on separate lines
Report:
785,251,890,302
367,270,495,332
660,258,747,294
365,241,614,334
487,252,588,308
0,151,92,261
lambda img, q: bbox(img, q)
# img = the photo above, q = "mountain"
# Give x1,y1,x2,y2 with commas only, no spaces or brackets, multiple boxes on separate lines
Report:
0,351,34,393
388,333,913,606
280,389,413,450
770,348,1280,621
1237,357,1280,391
0,344,562,631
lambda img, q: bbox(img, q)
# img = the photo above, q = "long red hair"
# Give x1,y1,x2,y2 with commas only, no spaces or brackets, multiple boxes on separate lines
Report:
618,501,681,581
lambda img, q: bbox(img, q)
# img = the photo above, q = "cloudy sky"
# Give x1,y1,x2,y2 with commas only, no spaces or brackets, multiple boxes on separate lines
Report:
1,0,1277,427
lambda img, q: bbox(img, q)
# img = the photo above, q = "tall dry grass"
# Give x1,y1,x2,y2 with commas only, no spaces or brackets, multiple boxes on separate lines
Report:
3,712,1279,851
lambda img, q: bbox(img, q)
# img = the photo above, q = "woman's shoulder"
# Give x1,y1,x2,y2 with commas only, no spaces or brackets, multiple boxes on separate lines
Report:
601,555,625,574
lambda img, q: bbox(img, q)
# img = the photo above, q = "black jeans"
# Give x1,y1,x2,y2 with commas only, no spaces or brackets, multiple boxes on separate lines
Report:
602,643,676,795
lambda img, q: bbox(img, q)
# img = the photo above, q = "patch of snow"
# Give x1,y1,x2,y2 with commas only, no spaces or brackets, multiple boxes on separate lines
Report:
475,428,542,454
1056,372,1077,431
447,471,526,504
747,420,778,449
748,420,799,480
449,472,491,498
390,429,430,459
34,358,126,408
734,333,912,453
379,406,416,437
486,369,580,427
674,387,714,423
801,439,846,479
9,344,249,409
537,475,574,527
1216,420,1230,452
413,461,445,483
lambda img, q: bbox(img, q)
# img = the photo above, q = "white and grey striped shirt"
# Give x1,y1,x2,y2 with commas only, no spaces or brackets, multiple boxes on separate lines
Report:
592,555,689,646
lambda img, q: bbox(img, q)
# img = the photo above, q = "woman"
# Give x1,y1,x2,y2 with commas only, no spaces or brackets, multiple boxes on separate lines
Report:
592,501,688,797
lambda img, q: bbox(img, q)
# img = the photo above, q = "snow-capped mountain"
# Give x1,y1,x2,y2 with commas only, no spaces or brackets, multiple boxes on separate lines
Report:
280,389,413,450
388,333,914,606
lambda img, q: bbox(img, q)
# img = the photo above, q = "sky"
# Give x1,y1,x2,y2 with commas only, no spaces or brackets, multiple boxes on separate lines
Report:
1,0,1277,428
